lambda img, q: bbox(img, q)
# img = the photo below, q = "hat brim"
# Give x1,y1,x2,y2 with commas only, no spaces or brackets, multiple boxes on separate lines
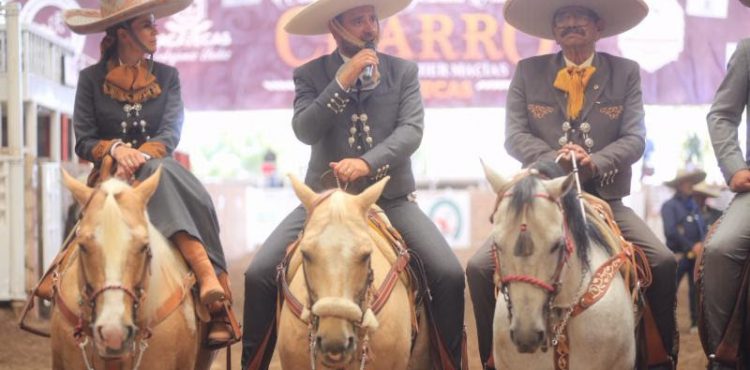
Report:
64,0,191,35
503,0,648,40
692,183,721,198
664,171,707,188
284,0,412,35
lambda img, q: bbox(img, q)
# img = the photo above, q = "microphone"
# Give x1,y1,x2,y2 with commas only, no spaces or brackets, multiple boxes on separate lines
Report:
362,40,375,81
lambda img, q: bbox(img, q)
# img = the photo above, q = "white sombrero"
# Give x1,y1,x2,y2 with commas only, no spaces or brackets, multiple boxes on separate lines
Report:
64,0,192,35
503,0,649,40
692,182,721,198
664,169,707,188
284,0,412,35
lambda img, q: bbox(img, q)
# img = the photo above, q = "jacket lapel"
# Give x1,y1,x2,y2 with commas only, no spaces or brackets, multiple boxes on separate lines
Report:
549,53,568,117
324,50,344,82
580,53,609,122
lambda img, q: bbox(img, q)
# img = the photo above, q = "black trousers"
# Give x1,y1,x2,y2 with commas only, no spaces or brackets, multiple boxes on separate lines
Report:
241,196,466,369
466,199,677,368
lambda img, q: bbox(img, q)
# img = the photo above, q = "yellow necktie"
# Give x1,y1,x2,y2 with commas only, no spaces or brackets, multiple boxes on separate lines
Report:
553,66,596,120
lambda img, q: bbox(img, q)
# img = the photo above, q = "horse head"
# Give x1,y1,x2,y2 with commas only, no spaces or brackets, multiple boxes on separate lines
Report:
61,168,161,358
289,174,389,368
483,161,578,353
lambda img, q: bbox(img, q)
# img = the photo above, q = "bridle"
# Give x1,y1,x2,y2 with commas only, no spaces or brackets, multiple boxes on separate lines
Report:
489,173,576,335
60,188,155,370
281,189,381,370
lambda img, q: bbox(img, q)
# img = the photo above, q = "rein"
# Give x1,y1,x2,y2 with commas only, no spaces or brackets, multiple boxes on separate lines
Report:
277,189,412,369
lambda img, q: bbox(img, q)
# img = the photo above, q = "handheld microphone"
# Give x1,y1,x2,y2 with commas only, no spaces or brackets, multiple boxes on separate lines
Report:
362,40,375,81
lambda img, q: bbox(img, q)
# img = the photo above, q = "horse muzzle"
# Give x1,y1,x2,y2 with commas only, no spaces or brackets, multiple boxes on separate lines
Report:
316,331,357,367
509,327,546,354
94,323,136,358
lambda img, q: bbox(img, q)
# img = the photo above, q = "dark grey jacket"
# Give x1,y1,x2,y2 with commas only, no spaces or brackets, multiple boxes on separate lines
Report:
292,50,423,199
73,60,184,162
707,38,750,184
505,52,646,200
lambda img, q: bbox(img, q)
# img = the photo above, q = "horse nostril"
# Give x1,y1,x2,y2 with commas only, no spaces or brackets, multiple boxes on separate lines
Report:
316,335,323,349
509,329,516,343
125,325,136,342
347,336,355,350
536,330,545,343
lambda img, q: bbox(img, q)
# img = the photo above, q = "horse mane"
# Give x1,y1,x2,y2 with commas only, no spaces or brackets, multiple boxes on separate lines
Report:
98,179,190,318
509,161,611,270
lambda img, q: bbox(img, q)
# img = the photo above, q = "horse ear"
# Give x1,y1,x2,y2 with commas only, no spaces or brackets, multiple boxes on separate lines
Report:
133,166,162,203
481,159,507,194
61,169,94,206
289,173,317,210
543,174,575,199
356,176,389,211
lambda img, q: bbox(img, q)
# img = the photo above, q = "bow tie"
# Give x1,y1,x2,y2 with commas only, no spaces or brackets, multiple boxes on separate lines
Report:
553,66,596,120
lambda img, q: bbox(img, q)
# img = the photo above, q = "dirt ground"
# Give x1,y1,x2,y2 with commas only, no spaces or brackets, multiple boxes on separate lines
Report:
0,248,708,370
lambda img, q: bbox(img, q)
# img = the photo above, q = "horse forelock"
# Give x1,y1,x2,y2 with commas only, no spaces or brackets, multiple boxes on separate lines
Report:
301,191,374,299
92,179,189,319
504,169,594,268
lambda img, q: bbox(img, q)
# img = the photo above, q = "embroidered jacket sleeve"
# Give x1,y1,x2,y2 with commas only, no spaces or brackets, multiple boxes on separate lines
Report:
505,61,559,164
291,66,353,145
707,39,750,184
588,60,646,180
360,62,424,176
141,66,183,157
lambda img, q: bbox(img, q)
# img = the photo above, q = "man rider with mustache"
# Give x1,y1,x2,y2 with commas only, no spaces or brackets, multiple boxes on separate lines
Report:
466,1,678,369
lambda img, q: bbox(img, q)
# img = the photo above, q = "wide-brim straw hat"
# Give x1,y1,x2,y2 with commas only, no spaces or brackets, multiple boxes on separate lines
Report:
692,182,721,198
664,169,707,188
503,0,649,40
284,0,412,35
64,0,192,35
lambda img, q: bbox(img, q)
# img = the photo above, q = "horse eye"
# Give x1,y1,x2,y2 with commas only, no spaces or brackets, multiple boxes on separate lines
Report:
301,250,312,262
140,244,150,254
78,244,88,254
359,253,371,264
551,240,564,254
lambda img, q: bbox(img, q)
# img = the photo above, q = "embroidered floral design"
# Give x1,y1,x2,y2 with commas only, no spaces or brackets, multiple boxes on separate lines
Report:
528,104,554,119
599,105,623,120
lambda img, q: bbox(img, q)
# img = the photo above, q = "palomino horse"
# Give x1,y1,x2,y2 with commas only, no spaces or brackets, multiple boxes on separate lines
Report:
276,175,430,369
51,169,212,370
484,161,636,370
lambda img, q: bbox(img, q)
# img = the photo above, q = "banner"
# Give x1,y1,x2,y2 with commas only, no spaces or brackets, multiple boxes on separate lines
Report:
20,0,750,109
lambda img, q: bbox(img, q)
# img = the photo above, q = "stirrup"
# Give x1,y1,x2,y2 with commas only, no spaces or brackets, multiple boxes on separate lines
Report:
204,301,241,349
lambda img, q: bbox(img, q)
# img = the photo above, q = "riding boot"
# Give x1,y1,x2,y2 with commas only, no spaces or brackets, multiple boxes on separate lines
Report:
173,232,224,306
205,273,241,348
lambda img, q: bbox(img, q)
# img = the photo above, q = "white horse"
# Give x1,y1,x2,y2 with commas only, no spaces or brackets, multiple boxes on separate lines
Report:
484,161,636,370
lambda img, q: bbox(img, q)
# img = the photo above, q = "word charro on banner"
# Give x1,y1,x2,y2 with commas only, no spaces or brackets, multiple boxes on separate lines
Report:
18,0,750,110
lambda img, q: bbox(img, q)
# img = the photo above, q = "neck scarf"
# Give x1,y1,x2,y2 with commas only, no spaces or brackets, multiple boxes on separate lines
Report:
553,66,596,120
103,59,162,104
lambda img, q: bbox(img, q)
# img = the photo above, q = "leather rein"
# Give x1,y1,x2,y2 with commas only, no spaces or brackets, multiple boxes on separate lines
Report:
277,189,412,369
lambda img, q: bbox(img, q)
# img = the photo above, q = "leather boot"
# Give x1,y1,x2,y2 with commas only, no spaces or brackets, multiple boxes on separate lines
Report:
173,232,224,306
205,273,241,348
